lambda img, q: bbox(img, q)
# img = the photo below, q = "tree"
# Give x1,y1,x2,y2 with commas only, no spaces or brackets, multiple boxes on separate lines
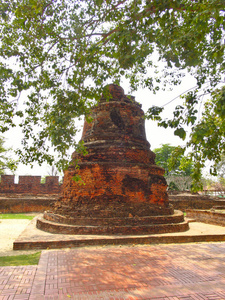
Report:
154,143,193,190
204,154,225,196
186,87,225,190
154,143,193,176
47,164,59,176
202,175,225,196
152,87,225,191
215,154,225,179
0,0,224,178
154,144,177,175
0,137,17,175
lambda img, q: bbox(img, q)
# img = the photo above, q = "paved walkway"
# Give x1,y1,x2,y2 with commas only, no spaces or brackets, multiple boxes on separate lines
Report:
1,242,225,299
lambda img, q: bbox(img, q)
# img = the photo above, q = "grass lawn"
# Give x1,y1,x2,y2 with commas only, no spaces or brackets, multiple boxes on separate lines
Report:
0,213,35,220
0,252,41,266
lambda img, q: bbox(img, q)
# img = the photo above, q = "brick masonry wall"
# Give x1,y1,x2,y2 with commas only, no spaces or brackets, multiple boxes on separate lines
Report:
0,196,57,213
0,175,63,194
186,209,225,226
169,195,225,210
1,175,225,213
0,188,224,214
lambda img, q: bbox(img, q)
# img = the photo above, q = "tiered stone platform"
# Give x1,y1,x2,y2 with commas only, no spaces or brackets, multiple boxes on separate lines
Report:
37,85,189,235
14,216,225,250
37,210,188,235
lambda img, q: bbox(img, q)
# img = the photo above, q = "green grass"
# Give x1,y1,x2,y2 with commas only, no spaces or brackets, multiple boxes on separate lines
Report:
0,252,41,266
0,213,34,220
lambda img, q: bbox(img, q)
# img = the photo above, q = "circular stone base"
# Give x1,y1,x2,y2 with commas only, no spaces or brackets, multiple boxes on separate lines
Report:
36,210,189,235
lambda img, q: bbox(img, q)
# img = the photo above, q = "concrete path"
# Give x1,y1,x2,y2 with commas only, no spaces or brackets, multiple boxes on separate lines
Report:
1,242,225,299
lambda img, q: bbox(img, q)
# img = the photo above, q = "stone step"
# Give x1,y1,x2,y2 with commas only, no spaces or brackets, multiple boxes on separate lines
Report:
36,215,189,235
43,210,185,226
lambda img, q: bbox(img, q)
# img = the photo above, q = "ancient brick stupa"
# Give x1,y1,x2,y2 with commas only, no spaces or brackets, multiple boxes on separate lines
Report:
37,85,189,235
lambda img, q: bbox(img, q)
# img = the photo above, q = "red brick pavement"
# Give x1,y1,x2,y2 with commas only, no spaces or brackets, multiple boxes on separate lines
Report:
0,265,36,299
1,243,225,299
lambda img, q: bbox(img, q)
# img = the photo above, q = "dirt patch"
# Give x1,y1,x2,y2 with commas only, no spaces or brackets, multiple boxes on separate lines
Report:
0,219,39,256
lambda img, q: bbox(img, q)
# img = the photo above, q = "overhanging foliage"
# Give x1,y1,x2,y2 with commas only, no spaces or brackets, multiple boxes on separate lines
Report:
0,0,224,187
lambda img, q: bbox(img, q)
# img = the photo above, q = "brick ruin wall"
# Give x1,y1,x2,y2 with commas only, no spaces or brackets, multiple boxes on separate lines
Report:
186,209,225,227
0,175,62,213
0,175,62,194
169,194,225,211
0,175,225,213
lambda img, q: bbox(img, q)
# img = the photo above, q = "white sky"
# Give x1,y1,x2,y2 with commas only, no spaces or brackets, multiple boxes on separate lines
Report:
3,74,197,177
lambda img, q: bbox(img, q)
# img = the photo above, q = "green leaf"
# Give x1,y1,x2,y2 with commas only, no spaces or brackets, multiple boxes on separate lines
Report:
174,127,186,140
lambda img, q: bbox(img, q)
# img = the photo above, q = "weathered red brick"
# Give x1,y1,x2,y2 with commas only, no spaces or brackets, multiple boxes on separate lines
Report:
37,85,189,234
0,176,62,194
